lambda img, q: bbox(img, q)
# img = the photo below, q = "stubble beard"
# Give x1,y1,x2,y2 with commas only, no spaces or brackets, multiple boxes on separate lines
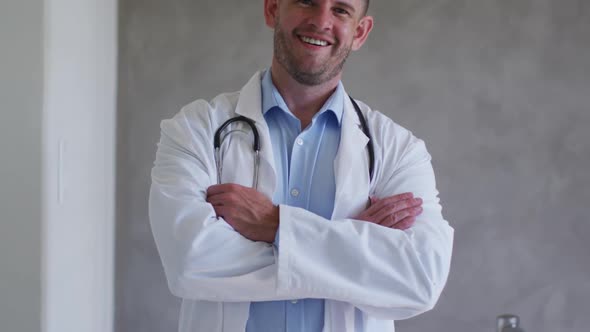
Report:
273,21,352,86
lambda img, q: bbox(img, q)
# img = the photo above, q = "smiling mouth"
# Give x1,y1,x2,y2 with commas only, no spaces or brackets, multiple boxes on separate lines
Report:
298,35,330,47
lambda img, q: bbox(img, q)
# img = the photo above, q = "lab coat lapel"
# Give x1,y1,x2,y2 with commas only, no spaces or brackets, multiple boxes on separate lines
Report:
332,96,371,220
234,72,277,198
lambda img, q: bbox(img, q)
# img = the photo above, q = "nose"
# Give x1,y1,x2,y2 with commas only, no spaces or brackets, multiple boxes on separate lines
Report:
306,4,333,31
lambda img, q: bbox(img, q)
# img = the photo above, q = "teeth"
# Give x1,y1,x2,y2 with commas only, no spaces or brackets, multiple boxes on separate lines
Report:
300,36,328,46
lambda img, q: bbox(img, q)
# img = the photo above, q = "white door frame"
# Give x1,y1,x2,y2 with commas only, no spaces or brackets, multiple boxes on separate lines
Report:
42,0,117,331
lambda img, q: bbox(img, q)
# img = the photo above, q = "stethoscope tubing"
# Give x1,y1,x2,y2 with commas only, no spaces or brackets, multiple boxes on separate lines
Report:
348,96,374,181
214,116,261,188
213,95,374,189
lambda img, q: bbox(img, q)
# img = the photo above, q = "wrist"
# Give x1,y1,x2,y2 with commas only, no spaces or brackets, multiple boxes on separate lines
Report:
263,205,280,244
271,205,279,226
273,205,280,243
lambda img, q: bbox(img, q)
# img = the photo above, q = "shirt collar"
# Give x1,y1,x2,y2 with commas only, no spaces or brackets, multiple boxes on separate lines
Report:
261,69,344,125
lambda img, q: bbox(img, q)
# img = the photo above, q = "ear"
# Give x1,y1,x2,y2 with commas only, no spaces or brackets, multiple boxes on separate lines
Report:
351,15,374,51
264,0,280,28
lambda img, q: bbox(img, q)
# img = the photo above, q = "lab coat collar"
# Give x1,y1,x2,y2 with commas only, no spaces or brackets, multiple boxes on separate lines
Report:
260,69,344,126
235,70,346,125
234,71,266,123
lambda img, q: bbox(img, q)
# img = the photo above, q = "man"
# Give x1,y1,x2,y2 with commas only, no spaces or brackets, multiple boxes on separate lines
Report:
149,0,454,331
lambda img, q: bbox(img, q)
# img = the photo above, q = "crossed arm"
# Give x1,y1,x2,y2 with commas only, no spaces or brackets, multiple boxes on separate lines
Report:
205,183,424,243
149,109,453,319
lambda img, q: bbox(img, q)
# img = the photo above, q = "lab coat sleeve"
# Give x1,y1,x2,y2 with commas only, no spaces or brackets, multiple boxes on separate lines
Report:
274,113,454,320
149,103,281,302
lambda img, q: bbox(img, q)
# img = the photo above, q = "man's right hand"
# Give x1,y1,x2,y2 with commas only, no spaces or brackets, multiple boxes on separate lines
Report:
354,193,423,230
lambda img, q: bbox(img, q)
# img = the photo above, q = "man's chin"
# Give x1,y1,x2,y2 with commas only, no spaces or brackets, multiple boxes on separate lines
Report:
291,63,329,79
289,70,331,86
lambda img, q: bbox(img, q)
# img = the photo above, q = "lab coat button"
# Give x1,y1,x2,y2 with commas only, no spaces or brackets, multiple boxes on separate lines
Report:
290,189,299,197
296,138,304,146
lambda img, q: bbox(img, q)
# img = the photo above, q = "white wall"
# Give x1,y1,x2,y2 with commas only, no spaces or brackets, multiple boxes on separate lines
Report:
0,0,44,331
0,0,117,331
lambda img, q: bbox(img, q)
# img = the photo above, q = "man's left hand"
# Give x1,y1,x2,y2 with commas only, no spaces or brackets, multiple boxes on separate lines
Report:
206,184,279,243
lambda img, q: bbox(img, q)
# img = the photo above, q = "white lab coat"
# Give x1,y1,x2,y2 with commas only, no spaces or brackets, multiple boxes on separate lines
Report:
149,71,454,332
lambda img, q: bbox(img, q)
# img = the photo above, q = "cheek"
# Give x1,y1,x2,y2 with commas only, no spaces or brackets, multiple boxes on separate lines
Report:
277,9,301,30
335,25,355,44
277,20,297,37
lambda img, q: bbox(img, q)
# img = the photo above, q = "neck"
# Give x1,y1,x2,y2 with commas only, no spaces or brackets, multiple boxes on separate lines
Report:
269,59,341,127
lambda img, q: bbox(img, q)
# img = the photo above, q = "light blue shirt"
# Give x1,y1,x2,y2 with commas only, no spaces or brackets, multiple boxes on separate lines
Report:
245,70,344,332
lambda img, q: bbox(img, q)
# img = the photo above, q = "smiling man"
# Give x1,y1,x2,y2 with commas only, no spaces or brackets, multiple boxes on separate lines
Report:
149,0,454,331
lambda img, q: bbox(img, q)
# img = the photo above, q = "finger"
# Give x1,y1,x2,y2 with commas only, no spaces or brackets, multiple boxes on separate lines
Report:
361,201,383,218
206,183,244,196
213,205,233,220
206,193,229,206
378,209,410,227
367,194,418,217
383,197,422,210
357,195,418,222
392,216,416,230
206,184,226,196
372,199,422,224
389,197,422,212
355,211,380,224
363,195,400,217
211,204,224,218
207,186,249,206
379,192,415,205
355,207,378,223
379,206,422,227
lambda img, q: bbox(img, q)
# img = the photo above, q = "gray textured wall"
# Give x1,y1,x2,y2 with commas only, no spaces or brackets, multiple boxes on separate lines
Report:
116,0,590,331
0,0,43,330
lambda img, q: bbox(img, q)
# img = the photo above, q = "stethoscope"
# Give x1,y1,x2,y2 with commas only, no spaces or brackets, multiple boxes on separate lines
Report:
213,96,374,189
